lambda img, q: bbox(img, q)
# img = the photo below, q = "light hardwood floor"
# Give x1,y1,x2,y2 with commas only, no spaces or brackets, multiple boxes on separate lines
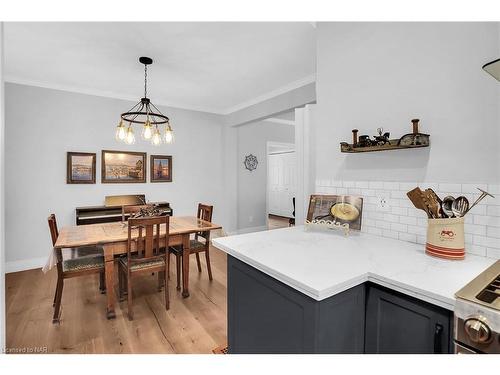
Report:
268,214,290,230
6,246,227,354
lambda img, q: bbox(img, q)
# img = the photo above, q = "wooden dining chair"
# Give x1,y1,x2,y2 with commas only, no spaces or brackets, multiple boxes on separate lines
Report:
169,204,213,290
289,197,296,226
118,215,170,320
121,204,153,222
48,214,105,323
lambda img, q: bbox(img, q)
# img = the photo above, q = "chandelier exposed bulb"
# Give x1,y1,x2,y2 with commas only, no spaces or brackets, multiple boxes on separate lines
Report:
164,123,174,144
116,57,173,146
115,120,127,141
142,119,153,140
124,125,136,145
151,126,162,146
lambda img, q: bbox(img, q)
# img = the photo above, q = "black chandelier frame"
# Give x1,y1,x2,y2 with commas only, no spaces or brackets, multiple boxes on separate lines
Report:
120,57,170,126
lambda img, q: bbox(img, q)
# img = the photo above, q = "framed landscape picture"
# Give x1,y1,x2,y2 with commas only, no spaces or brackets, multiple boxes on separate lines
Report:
101,150,146,183
150,155,172,182
66,152,96,184
307,194,364,230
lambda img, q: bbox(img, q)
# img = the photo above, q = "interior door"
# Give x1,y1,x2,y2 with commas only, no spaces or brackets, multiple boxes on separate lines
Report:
268,151,296,218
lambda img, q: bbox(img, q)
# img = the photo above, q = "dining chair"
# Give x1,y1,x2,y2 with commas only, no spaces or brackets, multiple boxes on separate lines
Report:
118,215,170,320
121,204,153,222
169,204,213,290
48,214,105,323
289,197,296,226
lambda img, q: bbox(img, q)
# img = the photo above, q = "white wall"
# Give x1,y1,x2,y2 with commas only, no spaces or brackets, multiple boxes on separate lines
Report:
237,121,294,231
4,83,226,270
225,82,315,127
314,22,500,184
0,21,6,351
311,23,500,255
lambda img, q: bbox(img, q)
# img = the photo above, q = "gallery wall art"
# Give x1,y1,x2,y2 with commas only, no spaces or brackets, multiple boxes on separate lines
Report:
150,155,172,183
66,152,96,184
101,150,146,183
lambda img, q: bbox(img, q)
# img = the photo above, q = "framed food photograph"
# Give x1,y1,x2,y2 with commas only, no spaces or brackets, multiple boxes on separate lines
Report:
307,194,364,230
101,150,146,183
66,152,96,184
150,155,172,182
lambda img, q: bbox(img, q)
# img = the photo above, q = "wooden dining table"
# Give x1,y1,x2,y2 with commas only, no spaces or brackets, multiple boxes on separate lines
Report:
54,216,222,319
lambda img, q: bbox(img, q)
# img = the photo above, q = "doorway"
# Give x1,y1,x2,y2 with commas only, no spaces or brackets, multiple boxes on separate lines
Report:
266,141,296,230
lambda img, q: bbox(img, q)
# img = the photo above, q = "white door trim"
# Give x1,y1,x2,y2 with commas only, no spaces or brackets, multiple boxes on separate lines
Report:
294,105,314,226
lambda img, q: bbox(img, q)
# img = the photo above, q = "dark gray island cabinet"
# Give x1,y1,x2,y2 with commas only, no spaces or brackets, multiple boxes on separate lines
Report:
227,256,453,354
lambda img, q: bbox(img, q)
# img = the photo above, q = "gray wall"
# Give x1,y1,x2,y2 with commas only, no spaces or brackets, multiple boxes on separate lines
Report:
314,22,500,184
5,83,226,269
237,121,294,231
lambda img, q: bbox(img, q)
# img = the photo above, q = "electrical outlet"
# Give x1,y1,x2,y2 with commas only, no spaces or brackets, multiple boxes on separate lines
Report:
249,216,254,223
377,196,390,212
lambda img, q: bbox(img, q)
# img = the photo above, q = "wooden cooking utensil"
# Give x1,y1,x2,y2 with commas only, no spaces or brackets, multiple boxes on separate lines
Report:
424,189,442,218
407,187,431,218
427,188,443,217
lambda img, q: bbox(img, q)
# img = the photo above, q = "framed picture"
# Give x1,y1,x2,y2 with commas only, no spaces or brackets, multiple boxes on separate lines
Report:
150,155,172,182
101,150,146,183
66,152,96,184
307,194,364,230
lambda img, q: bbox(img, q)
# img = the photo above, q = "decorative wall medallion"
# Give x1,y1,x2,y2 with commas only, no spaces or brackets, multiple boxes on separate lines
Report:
244,154,258,171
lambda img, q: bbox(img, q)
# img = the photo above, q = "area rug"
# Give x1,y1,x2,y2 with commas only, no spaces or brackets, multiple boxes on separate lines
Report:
212,344,228,354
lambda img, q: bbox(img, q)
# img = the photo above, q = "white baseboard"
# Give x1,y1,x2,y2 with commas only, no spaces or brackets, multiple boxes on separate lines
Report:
227,225,268,236
5,256,46,273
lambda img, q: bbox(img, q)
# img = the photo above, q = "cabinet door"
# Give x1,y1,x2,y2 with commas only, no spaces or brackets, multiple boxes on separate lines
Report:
228,256,318,353
365,284,452,354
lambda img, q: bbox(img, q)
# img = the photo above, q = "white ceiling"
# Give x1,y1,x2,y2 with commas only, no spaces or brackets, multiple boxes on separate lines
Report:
4,22,316,114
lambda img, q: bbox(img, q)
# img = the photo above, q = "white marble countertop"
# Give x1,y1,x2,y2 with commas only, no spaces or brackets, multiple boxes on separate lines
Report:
212,226,496,310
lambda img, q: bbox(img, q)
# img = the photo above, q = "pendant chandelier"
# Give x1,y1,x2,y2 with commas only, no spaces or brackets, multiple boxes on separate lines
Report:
115,57,174,146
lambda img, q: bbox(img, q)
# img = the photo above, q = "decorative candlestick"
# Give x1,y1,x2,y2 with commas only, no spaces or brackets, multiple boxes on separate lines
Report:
411,119,420,134
352,129,359,147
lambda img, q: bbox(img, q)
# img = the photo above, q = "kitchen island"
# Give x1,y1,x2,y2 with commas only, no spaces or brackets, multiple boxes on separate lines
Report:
212,226,496,354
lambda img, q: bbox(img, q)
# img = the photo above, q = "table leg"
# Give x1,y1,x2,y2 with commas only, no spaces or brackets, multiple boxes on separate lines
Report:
182,234,190,298
104,246,116,319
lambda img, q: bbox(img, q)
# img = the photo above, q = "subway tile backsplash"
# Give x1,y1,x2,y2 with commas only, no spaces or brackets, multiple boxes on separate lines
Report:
315,180,500,259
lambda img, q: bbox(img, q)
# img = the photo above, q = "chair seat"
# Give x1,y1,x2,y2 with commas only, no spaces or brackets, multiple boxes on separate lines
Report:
119,257,165,271
63,255,104,272
169,239,206,254
62,246,102,261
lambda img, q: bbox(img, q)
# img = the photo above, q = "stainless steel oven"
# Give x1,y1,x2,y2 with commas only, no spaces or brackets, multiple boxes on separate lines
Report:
454,260,500,354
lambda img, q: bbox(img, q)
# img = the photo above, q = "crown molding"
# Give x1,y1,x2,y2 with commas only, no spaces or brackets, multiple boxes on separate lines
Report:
5,73,316,116
220,74,316,115
263,118,295,126
4,76,224,115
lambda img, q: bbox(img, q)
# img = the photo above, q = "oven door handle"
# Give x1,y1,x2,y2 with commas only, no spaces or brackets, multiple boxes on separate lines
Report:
434,323,444,353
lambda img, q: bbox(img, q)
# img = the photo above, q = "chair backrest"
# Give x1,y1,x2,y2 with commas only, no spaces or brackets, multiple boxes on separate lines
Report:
197,204,213,222
48,214,59,246
196,204,213,240
127,215,169,262
48,214,64,273
122,204,153,221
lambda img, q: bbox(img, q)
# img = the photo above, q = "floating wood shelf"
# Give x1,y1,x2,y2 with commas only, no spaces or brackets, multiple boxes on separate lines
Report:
340,140,429,153
340,119,430,153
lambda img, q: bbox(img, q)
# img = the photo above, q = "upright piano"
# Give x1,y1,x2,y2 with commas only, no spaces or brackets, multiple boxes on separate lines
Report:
75,194,173,225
